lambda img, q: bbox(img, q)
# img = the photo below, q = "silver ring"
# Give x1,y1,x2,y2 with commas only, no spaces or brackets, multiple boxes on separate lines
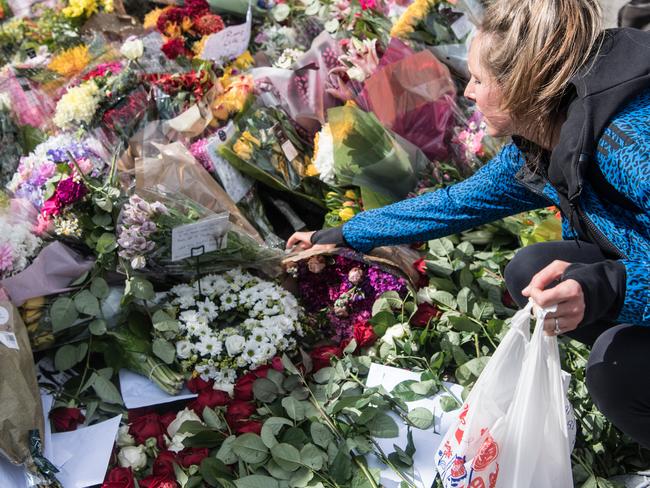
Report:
554,317,561,335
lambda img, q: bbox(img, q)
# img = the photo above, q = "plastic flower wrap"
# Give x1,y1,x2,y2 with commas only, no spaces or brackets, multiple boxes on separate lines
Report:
0,96,23,188
323,187,363,227
357,43,457,161
0,197,42,280
0,67,57,130
155,268,305,390
328,102,429,208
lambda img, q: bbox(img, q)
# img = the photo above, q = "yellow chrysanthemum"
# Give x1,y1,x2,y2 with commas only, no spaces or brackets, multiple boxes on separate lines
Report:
143,8,165,29
63,0,98,18
233,139,254,161
330,116,355,142
101,0,114,13
233,51,255,70
181,16,193,32
193,37,208,56
339,207,356,221
390,0,439,38
48,45,90,78
241,131,260,147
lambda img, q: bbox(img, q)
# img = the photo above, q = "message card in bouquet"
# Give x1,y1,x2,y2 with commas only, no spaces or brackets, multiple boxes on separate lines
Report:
201,5,252,62
171,214,231,262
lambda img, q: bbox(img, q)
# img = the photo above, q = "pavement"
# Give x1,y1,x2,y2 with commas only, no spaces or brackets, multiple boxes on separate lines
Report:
602,0,629,27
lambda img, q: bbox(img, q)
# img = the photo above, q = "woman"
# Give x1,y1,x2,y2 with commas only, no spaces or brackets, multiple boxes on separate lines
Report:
288,0,650,447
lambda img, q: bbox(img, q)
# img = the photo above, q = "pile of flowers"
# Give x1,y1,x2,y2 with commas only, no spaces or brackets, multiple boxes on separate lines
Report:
158,269,305,391
290,252,408,342
0,206,42,279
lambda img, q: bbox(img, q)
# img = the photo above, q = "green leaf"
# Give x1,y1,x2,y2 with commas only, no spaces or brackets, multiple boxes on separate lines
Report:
448,316,481,333
96,232,117,254
261,417,292,449
429,290,457,310
281,354,300,375
459,268,474,288
235,476,279,488
50,297,79,333
369,311,397,337
406,407,434,429
125,276,155,301
200,458,234,487
232,433,269,464
428,238,454,257
391,380,430,402
456,357,491,386
440,396,462,412
89,319,107,335
91,212,113,229
289,467,314,487
330,447,352,483
300,444,324,470
202,407,224,430
367,412,399,438
271,443,301,471
472,301,496,321
54,343,88,371
152,338,176,364
74,290,101,317
282,397,305,421
152,310,180,333
455,241,474,258
456,287,473,314
90,277,110,299
313,367,333,384
254,378,279,403
310,422,334,449
91,372,123,405
216,435,238,465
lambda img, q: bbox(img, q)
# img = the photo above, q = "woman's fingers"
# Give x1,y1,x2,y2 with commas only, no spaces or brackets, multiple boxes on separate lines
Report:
522,260,571,296
286,231,314,250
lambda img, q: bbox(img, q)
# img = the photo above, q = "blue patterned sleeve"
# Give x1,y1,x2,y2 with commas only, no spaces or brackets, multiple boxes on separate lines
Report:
342,143,549,253
618,260,650,326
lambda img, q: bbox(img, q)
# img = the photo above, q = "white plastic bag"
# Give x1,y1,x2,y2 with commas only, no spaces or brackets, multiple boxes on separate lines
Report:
434,301,574,488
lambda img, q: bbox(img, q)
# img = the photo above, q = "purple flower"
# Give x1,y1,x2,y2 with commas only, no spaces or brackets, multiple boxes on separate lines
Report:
55,177,87,206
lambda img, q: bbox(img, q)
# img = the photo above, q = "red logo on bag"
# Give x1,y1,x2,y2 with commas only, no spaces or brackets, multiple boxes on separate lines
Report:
455,404,470,444
450,457,467,479
489,463,499,488
443,440,452,459
472,435,499,472
469,477,486,488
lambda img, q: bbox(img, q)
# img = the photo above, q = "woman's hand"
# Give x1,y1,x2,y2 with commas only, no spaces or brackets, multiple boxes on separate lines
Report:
286,231,337,253
522,260,585,336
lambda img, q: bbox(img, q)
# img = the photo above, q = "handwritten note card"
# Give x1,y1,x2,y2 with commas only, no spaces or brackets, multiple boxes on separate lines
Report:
171,214,230,262
200,6,252,62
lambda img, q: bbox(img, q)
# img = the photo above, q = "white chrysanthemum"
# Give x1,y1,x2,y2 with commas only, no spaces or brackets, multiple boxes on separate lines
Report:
176,340,193,359
220,292,238,311
313,124,336,185
53,81,101,129
196,297,219,321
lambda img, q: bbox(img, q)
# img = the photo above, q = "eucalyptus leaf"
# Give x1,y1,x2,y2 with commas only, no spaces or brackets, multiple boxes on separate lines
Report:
310,422,334,449
90,277,110,299
50,297,79,333
300,444,323,470
261,417,293,449
216,435,238,465
89,319,107,336
271,443,301,471
235,475,279,488
282,397,305,421
254,378,279,403
232,433,269,464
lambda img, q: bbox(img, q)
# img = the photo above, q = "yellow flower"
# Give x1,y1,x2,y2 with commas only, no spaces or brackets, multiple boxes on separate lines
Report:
344,100,357,108
233,138,254,161
344,190,357,200
143,8,165,29
63,0,98,18
330,116,355,142
339,207,356,221
241,131,260,147
48,45,90,78
390,0,438,38
193,37,208,56
233,51,255,70
305,164,320,177
101,0,114,13
181,16,193,32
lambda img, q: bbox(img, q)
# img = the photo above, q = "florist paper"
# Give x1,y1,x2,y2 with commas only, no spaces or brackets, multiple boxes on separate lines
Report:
51,415,122,488
119,369,197,410
366,363,463,488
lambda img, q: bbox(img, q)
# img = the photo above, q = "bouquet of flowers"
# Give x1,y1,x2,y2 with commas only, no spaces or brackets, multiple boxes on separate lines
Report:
286,250,408,342
117,191,285,277
150,0,226,60
323,187,363,228
152,268,305,391
0,197,42,280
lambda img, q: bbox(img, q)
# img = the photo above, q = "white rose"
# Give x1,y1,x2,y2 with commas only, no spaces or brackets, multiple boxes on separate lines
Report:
116,425,135,447
381,323,407,346
168,431,192,453
167,407,203,438
121,38,144,61
117,445,147,471
225,335,245,355
131,255,146,269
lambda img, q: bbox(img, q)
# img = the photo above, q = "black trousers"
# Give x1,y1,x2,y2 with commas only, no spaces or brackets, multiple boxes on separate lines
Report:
504,240,650,448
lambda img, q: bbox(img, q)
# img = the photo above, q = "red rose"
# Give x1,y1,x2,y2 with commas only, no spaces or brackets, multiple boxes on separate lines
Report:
310,345,342,371
159,411,177,431
413,258,427,275
102,467,135,488
501,290,517,309
233,372,257,401
178,448,209,468
271,356,284,371
129,413,164,446
410,303,442,327
352,320,377,348
225,401,257,428
187,376,213,393
235,420,262,435
161,38,189,60
189,389,230,414
152,451,177,477
50,407,85,432
139,474,178,488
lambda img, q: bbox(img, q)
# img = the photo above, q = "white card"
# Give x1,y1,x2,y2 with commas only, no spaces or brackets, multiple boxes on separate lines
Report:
451,14,474,40
119,369,197,410
51,415,122,488
207,124,255,203
171,214,230,262
0,305,18,350
365,363,463,488
200,6,252,62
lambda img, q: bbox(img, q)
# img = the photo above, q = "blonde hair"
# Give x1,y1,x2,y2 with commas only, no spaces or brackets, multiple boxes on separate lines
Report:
479,0,604,152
